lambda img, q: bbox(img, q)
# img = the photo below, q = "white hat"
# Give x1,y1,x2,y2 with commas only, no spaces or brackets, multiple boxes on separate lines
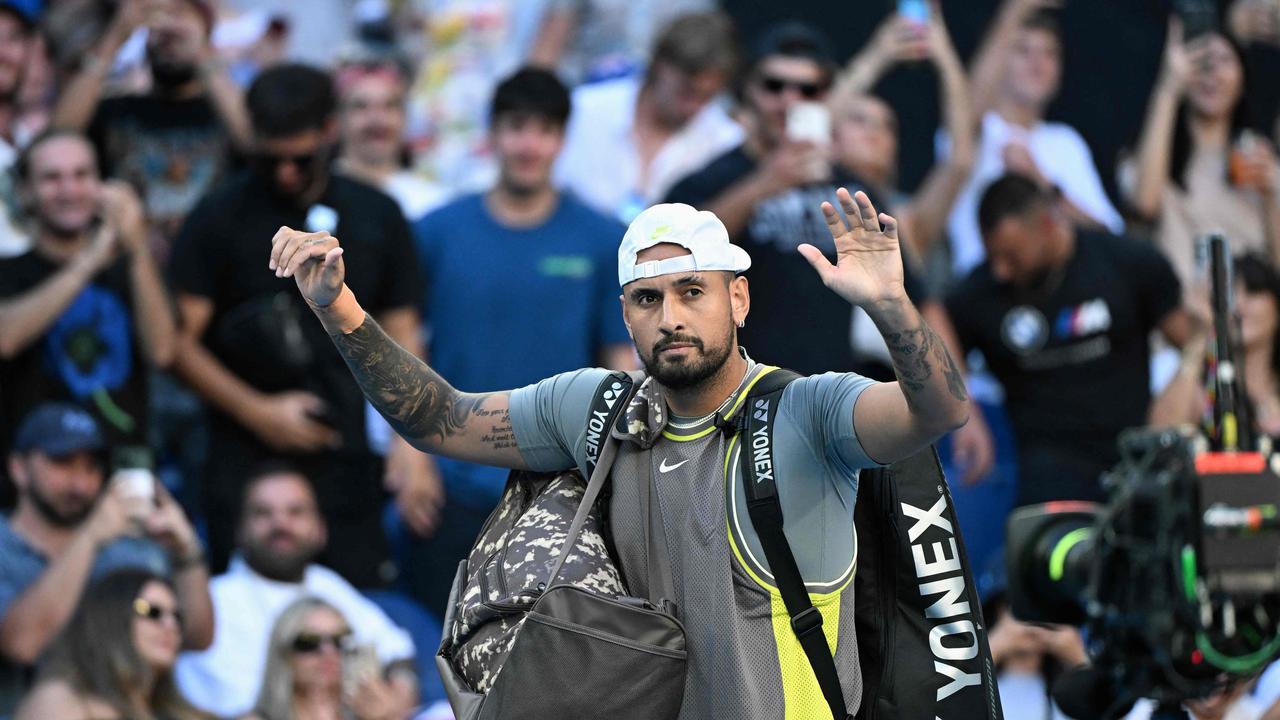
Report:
617,203,752,287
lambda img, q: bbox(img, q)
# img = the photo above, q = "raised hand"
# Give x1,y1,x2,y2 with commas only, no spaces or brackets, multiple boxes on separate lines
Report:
798,188,907,308
869,14,931,65
270,226,345,307
99,180,148,254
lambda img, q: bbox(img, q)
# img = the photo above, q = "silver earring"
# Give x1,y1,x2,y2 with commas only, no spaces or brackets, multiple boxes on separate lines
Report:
736,319,745,329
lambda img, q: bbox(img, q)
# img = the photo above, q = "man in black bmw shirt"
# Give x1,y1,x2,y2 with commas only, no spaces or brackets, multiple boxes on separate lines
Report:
945,174,1199,506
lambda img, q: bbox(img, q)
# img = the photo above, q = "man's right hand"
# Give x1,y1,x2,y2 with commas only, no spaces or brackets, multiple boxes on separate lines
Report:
82,479,147,548
247,391,342,452
271,227,345,307
760,140,830,193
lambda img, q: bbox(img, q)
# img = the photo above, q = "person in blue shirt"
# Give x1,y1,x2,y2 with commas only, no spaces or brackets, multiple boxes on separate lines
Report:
0,403,212,716
406,67,636,616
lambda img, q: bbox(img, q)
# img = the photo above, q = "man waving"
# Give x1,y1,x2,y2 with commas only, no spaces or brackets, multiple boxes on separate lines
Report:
269,188,970,718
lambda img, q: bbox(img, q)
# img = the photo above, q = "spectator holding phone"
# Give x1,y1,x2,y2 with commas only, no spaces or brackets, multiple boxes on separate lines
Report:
833,3,974,266
0,130,175,491
664,22,933,377
0,403,212,716
16,570,212,720
1121,19,1280,286
244,597,403,720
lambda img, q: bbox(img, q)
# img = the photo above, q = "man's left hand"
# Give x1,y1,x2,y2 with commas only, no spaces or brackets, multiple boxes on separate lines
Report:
145,482,202,565
798,188,907,309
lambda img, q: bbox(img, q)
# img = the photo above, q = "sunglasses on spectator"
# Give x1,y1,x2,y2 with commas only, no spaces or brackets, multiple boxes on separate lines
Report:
291,631,354,654
758,75,825,99
255,151,321,169
133,598,183,626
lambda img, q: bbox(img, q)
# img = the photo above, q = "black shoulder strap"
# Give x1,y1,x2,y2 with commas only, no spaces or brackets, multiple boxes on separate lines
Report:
583,371,636,479
547,371,637,589
736,368,852,720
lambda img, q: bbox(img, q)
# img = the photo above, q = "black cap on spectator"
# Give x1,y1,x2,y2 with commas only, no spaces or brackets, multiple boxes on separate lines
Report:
12,403,104,457
489,67,571,128
747,21,836,76
247,63,338,139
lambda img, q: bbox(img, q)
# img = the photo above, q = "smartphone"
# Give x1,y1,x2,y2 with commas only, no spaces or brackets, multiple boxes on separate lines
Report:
786,102,831,146
898,0,931,25
1174,0,1219,41
342,644,379,698
111,446,156,513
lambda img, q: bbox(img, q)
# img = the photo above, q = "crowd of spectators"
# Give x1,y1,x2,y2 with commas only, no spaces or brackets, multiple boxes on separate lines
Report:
0,0,1278,718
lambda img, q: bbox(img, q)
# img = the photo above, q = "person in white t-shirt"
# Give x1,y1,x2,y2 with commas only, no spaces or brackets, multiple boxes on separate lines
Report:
940,0,1123,277
555,12,741,223
175,462,417,719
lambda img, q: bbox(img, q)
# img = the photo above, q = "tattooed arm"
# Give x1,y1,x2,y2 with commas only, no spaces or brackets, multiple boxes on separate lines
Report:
799,188,969,465
268,227,530,469
852,298,971,464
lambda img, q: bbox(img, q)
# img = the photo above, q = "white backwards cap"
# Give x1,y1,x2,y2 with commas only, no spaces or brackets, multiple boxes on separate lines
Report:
617,203,752,287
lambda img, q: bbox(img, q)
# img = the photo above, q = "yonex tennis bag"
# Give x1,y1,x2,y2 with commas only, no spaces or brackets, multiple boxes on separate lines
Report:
853,449,1004,720
436,371,687,720
737,369,1002,720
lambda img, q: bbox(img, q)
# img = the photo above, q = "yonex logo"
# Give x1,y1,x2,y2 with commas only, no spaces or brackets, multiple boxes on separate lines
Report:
601,382,624,409
753,398,769,422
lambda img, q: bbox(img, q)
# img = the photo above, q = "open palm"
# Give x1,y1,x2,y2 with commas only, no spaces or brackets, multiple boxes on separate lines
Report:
798,188,907,308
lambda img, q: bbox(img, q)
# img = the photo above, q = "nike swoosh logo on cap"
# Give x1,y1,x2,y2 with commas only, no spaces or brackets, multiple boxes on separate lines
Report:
658,458,691,473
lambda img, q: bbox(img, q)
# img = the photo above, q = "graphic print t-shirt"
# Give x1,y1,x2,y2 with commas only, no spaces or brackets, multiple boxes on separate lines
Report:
89,95,232,259
945,232,1181,488
0,251,146,461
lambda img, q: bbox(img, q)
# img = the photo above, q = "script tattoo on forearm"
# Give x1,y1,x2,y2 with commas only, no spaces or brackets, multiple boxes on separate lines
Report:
331,314,506,445
883,322,969,412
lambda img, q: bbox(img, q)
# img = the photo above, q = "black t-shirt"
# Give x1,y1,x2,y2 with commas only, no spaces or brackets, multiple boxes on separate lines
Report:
88,95,233,254
169,171,422,455
664,145,927,375
945,232,1181,488
0,252,149,462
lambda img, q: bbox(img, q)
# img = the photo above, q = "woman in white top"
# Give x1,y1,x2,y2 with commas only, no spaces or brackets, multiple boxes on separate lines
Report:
1124,19,1280,286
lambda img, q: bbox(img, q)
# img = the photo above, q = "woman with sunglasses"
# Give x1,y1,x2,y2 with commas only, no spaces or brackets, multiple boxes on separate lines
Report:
246,597,402,720
16,569,211,720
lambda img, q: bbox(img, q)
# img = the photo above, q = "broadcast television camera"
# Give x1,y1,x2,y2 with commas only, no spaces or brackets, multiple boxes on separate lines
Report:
1004,235,1280,720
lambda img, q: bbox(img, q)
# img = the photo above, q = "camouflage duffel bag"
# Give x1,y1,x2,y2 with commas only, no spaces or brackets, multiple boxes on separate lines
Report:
436,468,687,720
451,470,625,690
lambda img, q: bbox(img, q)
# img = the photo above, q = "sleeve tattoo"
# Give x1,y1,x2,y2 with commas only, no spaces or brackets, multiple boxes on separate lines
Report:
883,322,969,412
331,313,512,448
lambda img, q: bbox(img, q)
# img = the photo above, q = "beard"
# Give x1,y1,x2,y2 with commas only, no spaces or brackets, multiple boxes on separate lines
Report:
28,482,95,527
241,532,320,582
640,322,735,391
148,53,199,90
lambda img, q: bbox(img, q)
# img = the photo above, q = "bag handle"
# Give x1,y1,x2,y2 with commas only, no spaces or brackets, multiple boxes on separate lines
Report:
545,372,634,588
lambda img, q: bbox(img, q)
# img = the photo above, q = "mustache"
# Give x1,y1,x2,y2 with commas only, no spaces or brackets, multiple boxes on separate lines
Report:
653,333,704,354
